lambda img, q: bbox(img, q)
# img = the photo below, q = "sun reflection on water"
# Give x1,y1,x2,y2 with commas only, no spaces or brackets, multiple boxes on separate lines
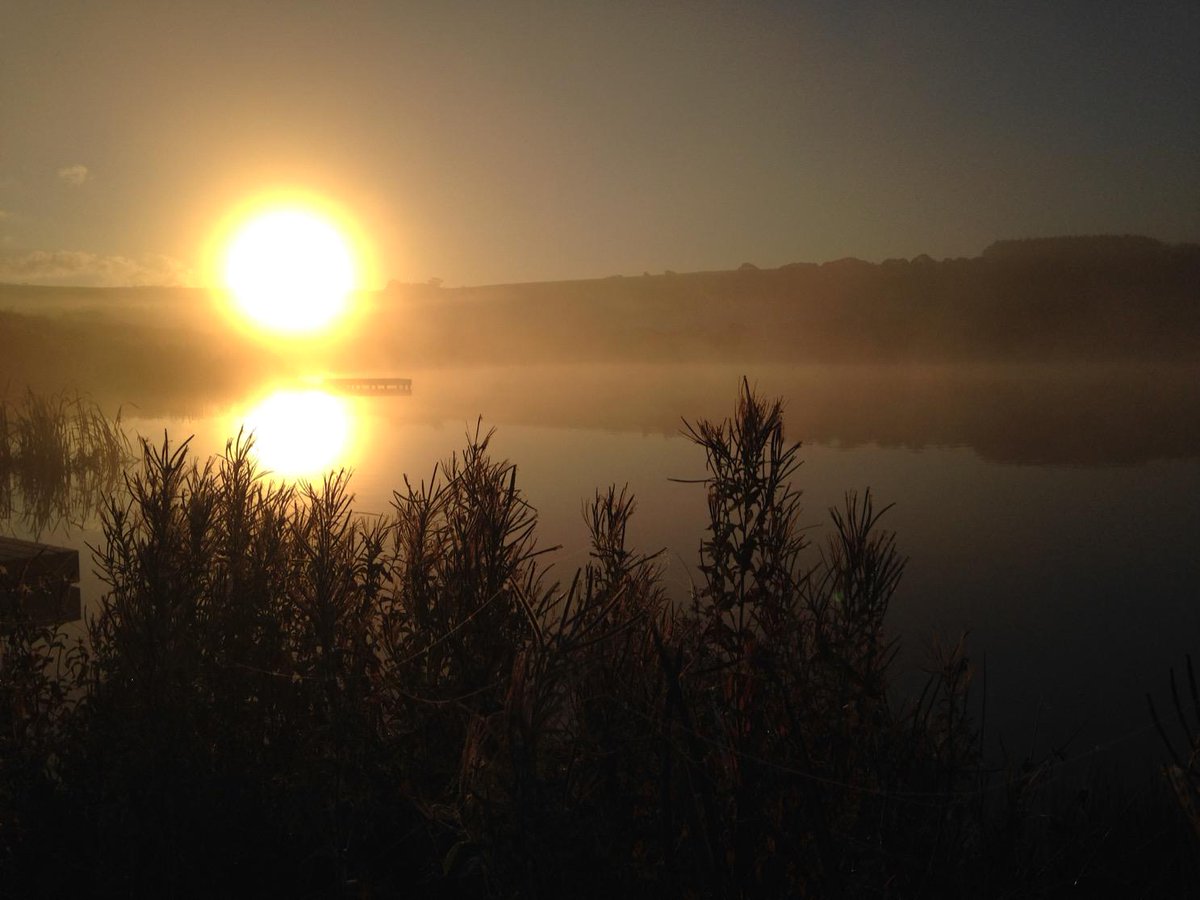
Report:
235,388,357,480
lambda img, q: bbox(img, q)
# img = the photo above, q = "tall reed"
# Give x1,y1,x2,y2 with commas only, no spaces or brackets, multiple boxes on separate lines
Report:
0,389,131,536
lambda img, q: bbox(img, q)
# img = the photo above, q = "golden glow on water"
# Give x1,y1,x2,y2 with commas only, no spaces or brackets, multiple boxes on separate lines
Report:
237,389,356,479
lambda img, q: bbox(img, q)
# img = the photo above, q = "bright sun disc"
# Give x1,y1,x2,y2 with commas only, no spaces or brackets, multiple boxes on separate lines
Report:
224,208,356,334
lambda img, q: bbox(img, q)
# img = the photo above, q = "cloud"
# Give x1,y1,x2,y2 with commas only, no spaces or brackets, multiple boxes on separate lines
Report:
57,164,90,186
0,249,197,287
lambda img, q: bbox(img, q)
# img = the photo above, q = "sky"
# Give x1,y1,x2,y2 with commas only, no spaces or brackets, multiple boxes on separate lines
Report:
1,1,1197,288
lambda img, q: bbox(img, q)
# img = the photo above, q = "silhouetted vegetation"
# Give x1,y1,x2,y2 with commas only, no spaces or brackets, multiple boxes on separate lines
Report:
0,390,131,537
0,382,1196,896
1148,656,1200,849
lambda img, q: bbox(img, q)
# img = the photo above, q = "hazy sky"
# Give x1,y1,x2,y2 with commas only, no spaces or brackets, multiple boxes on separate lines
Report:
2,1,1197,288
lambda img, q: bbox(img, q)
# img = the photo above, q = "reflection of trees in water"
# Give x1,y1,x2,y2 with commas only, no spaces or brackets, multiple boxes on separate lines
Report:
0,390,132,538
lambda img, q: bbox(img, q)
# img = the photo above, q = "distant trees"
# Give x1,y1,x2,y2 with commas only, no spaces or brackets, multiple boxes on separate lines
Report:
980,234,1171,262
4,235,1198,381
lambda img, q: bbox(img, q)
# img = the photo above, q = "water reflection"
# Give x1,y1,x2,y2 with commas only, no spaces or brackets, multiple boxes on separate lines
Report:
0,391,131,539
75,363,1200,468
234,388,357,479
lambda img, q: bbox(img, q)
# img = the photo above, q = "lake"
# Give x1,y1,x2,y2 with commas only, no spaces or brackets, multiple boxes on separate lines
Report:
7,361,1200,779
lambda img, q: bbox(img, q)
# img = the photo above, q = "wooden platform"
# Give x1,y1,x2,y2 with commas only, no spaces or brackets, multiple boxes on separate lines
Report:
0,536,82,627
322,376,412,395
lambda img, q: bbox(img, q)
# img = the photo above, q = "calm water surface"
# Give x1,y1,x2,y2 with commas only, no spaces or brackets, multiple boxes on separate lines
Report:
12,364,1200,776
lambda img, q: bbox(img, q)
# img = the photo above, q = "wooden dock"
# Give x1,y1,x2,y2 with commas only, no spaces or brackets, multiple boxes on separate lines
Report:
322,377,412,395
0,536,81,627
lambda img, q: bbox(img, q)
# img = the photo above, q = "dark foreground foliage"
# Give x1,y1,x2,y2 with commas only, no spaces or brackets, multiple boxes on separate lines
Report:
0,382,1196,897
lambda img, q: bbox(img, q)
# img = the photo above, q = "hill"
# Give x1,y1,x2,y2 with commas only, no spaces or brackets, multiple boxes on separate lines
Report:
368,235,1200,366
1,236,1197,389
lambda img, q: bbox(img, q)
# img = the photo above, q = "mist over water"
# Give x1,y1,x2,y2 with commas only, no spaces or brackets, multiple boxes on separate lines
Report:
7,359,1198,777
4,244,1200,779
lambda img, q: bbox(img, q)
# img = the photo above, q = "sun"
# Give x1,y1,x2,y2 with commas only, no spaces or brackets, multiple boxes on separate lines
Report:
222,208,357,334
